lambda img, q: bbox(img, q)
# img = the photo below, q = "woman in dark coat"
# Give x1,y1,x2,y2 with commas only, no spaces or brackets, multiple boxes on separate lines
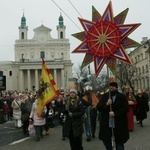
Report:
63,88,84,150
97,82,129,150
135,91,149,127
21,95,32,135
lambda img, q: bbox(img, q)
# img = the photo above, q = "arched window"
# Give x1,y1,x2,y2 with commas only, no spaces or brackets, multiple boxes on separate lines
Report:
40,51,45,58
9,71,12,76
60,31,63,39
21,32,24,39
61,53,64,59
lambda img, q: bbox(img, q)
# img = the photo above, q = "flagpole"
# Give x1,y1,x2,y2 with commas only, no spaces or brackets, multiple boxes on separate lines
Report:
109,97,115,149
37,58,60,117
108,65,115,150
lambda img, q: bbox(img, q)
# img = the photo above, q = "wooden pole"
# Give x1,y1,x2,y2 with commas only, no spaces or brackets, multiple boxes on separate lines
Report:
107,64,115,149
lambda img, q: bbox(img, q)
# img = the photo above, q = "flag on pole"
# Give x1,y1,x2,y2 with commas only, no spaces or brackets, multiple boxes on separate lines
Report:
37,58,60,117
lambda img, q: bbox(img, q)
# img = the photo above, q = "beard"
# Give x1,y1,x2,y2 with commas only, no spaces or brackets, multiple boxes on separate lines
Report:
110,89,118,96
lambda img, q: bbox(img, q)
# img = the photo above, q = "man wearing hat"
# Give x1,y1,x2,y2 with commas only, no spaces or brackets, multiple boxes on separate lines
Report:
97,82,129,150
82,82,99,141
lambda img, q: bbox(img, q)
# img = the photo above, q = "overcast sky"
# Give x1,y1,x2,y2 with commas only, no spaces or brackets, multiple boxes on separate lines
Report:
0,0,149,67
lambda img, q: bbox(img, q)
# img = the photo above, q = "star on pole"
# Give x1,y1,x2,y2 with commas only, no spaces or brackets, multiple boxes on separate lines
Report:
72,1,141,76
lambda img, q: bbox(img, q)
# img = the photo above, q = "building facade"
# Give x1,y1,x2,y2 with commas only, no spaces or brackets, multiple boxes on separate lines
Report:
129,37,150,92
0,13,73,91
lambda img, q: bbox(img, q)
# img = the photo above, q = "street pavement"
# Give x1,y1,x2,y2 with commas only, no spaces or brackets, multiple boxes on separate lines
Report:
0,112,150,150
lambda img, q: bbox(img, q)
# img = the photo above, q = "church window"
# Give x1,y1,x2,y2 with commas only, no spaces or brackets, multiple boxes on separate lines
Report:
21,32,24,39
60,31,63,38
61,53,64,59
21,54,24,62
40,51,45,58
9,71,12,76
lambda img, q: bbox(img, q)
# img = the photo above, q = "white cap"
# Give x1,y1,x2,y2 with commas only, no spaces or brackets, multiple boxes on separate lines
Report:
84,85,93,91
70,89,77,94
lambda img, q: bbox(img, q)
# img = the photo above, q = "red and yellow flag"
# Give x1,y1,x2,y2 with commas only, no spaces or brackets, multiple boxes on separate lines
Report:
37,58,60,117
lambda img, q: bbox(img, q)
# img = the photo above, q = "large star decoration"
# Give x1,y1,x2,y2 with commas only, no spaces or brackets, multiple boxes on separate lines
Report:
72,1,141,76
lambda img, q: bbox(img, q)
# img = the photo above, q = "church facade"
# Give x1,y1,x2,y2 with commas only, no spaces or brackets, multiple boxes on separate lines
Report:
0,13,73,91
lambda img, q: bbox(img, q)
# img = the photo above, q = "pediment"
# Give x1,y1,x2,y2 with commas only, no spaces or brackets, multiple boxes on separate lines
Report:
33,24,53,40
33,24,51,32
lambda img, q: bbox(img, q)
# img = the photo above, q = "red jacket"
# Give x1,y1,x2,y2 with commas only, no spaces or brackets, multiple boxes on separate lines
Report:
3,105,10,115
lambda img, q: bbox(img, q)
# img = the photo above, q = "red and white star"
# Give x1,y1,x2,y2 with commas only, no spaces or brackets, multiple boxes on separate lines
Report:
72,1,141,76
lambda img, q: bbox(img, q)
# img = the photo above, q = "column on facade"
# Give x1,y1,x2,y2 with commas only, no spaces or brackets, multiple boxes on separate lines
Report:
19,69,23,91
61,68,65,90
35,69,39,91
27,69,31,91
54,69,57,84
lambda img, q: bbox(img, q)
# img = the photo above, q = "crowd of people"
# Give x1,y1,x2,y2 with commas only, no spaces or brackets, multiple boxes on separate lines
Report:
0,82,149,150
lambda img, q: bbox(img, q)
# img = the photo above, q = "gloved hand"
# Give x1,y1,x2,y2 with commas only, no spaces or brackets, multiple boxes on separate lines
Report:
109,111,115,117
69,112,73,117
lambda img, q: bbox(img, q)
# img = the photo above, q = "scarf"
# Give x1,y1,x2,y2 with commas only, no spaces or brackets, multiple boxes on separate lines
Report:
83,92,99,106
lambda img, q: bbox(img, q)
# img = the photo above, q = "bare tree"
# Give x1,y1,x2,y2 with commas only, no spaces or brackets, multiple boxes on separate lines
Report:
73,64,109,93
73,64,89,79
115,62,137,91
72,64,89,94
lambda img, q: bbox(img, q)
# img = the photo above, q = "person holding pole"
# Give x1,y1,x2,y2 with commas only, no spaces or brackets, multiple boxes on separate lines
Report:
97,82,129,150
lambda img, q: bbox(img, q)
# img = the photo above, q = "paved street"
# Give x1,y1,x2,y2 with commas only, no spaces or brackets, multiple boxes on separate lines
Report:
0,112,150,150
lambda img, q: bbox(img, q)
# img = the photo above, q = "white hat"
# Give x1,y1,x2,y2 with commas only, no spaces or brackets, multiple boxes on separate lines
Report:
84,85,93,91
70,89,77,95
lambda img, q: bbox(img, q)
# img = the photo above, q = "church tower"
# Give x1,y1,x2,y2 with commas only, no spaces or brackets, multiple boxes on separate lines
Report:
18,13,28,40
57,13,66,39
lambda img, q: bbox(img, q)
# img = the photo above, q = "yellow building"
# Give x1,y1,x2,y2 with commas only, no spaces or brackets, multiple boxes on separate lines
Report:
129,37,150,92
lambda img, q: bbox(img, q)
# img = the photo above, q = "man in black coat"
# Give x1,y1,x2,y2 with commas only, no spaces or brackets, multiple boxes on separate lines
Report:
97,82,129,150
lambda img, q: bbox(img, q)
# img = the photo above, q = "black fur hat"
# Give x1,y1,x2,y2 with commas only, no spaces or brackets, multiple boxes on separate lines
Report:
109,82,118,88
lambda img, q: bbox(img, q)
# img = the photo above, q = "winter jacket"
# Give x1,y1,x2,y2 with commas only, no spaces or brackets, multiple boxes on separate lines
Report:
3,104,10,115
63,98,84,138
11,99,21,120
135,94,149,120
29,100,47,126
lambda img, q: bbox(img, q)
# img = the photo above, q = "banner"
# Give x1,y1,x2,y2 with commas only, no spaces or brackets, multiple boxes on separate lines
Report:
37,58,60,117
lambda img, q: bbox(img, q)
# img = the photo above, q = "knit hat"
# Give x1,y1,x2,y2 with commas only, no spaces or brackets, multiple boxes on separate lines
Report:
137,89,142,94
109,82,118,88
69,84,78,95
70,89,78,95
